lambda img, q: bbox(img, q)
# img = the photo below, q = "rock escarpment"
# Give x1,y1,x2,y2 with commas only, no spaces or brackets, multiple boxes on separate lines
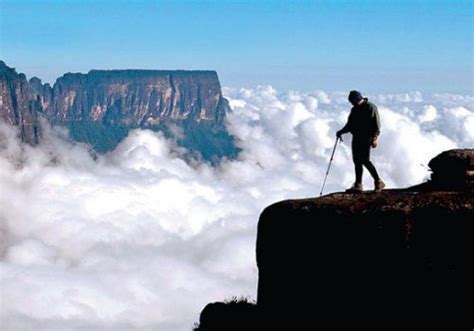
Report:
28,76,52,116
42,70,238,161
45,70,227,125
1,61,239,163
0,61,41,144
256,149,474,329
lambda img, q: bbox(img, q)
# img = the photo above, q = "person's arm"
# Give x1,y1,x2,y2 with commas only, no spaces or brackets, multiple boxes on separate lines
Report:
372,105,381,138
337,111,353,137
370,104,380,147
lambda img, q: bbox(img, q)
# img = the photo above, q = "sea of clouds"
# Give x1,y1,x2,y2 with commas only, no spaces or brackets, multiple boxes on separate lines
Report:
0,86,473,330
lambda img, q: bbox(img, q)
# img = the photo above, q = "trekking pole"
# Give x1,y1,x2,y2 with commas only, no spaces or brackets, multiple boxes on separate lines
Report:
319,136,341,197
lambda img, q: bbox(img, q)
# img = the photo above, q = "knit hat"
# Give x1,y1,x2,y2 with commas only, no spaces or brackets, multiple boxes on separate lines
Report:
348,90,364,104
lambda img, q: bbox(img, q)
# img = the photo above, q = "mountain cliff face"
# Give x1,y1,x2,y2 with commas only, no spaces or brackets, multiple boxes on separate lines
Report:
28,76,52,115
1,61,239,163
0,61,41,144
256,149,473,329
45,70,227,125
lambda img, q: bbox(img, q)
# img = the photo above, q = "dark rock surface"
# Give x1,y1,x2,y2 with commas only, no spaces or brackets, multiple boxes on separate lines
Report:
257,151,474,329
1,61,240,163
193,299,257,331
428,149,474,190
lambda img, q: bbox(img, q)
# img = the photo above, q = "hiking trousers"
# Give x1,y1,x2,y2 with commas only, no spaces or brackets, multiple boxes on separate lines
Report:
352,137,380,184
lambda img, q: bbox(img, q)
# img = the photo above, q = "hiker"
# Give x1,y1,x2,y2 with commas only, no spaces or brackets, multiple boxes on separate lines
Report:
336,90,385,193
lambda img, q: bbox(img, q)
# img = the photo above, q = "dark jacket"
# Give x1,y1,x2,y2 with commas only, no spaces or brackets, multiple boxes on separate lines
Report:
340,98,380,140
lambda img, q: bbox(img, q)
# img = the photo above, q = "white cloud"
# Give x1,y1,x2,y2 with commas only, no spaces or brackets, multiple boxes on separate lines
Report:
1,87,472,330
418,105,437,123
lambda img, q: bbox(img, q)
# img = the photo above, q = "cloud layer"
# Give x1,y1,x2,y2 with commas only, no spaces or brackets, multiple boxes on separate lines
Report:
1,87,472,330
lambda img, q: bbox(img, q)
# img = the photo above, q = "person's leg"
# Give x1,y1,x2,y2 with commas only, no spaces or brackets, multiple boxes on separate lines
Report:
355,161,363,184
363,159,380,181
359,140,385,192
352,141,364,184
357,139,380,181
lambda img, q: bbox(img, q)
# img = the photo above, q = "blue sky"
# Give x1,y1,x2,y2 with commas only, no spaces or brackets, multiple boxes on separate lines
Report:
0,0,472,93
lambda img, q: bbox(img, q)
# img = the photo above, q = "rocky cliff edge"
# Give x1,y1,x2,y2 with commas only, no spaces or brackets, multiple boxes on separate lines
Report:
256,149,473,329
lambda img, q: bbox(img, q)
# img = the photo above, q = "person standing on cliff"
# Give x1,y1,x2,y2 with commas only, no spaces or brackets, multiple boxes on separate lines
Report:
336,90,385,193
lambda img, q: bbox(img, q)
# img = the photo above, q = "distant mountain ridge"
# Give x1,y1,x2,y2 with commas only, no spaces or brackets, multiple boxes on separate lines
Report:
0,60,240,163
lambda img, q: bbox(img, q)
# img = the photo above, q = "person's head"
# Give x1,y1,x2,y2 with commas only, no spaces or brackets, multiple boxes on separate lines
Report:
348,90,364,106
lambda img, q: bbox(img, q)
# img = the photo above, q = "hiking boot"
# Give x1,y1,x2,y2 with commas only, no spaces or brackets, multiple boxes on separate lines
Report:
345,182,363,193
374,179,385,193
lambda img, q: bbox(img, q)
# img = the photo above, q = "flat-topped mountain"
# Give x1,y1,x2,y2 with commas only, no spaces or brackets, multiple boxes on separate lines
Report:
46,69,227,125
1,61,240,163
